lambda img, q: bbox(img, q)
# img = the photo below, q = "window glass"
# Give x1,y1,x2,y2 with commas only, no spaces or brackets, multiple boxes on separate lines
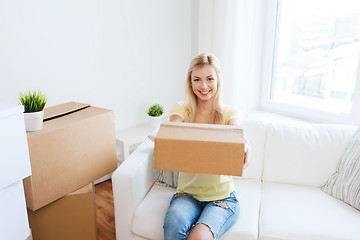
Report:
272,0,360,114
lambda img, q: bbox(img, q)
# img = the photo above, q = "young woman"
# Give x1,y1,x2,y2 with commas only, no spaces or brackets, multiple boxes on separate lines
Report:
163,53,249,240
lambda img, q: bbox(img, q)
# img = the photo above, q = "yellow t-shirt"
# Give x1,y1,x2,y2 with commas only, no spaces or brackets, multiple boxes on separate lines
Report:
170,102,242,201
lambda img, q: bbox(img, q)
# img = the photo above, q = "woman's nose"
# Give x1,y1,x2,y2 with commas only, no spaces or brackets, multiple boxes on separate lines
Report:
200,81,207,89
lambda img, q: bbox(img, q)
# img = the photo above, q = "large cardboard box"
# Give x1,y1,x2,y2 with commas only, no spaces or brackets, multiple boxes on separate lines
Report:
154,122,245,176
24,102,117,210
27,183,97,240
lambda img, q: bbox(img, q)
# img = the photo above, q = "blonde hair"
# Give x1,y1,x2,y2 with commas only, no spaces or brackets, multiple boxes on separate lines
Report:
184,53,224,124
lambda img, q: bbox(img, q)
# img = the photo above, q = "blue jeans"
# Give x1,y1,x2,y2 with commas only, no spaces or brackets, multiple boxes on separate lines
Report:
163,192,240,240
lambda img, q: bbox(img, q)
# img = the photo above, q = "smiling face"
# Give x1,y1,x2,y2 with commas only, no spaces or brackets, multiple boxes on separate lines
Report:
190,65,218,102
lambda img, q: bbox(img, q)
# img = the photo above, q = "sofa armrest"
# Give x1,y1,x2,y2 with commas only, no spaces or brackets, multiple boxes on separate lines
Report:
112,139,156,240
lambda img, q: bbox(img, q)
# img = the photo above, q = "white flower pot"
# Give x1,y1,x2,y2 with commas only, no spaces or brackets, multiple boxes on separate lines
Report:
149,115,163,129
24,110,44,131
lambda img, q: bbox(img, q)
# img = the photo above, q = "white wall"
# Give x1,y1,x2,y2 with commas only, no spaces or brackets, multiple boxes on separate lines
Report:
0,0,192,130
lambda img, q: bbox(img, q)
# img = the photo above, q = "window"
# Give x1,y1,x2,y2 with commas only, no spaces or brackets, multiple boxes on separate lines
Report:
262,0,360,124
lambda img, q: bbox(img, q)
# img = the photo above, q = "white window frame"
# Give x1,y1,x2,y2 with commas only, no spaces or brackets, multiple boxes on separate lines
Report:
261,0,360,125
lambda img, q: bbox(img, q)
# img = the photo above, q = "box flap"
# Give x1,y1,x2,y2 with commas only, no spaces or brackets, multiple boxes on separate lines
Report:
43,102,90,121
156,122,244,143
161,122,243,131
69,183,93,195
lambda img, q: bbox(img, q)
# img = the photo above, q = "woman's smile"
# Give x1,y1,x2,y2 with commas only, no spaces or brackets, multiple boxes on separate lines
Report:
199,90,211,96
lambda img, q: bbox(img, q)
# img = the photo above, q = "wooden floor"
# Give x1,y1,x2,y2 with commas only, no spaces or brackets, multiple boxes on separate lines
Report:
95,179,116,240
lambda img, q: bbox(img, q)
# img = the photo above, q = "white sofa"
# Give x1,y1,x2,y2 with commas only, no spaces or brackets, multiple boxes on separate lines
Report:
112,120,360,240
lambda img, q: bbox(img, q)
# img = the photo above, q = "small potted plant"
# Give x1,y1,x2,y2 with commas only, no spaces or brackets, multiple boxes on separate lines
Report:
19,90,48,131
147,104,164,129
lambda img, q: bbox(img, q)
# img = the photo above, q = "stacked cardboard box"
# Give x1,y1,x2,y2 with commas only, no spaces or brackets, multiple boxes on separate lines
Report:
24,102,117,239
28,184,97,240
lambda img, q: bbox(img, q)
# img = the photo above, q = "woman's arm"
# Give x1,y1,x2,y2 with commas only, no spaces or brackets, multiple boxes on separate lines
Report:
228,119,249,170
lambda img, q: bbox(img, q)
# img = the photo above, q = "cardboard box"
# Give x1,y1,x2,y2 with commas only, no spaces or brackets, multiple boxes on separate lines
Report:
24,102,117,210
154,122,245,176
27,183,97,240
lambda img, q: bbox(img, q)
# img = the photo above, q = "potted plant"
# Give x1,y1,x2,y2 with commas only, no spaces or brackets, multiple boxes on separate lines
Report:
19,90,48,131
147,104,164,129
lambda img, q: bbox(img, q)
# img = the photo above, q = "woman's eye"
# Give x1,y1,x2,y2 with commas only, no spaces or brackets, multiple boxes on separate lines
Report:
193,78,200,82
208,78,214,81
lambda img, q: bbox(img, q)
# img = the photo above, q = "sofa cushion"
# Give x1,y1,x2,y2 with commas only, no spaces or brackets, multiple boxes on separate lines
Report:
263,123,357,187
132,184,176,240
322,127,360,210
259,182,360,240
132,178,262,240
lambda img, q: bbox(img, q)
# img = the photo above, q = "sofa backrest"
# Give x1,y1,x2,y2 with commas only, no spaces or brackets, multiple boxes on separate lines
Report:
262,123,358,187
240,120,267,180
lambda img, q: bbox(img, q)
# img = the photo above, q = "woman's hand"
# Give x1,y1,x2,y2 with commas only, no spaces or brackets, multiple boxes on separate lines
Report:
228,119,249,170
243,136,250,170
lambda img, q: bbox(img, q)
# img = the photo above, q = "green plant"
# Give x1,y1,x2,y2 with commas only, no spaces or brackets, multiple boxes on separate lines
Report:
18,90,48,113
148,104,164,117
